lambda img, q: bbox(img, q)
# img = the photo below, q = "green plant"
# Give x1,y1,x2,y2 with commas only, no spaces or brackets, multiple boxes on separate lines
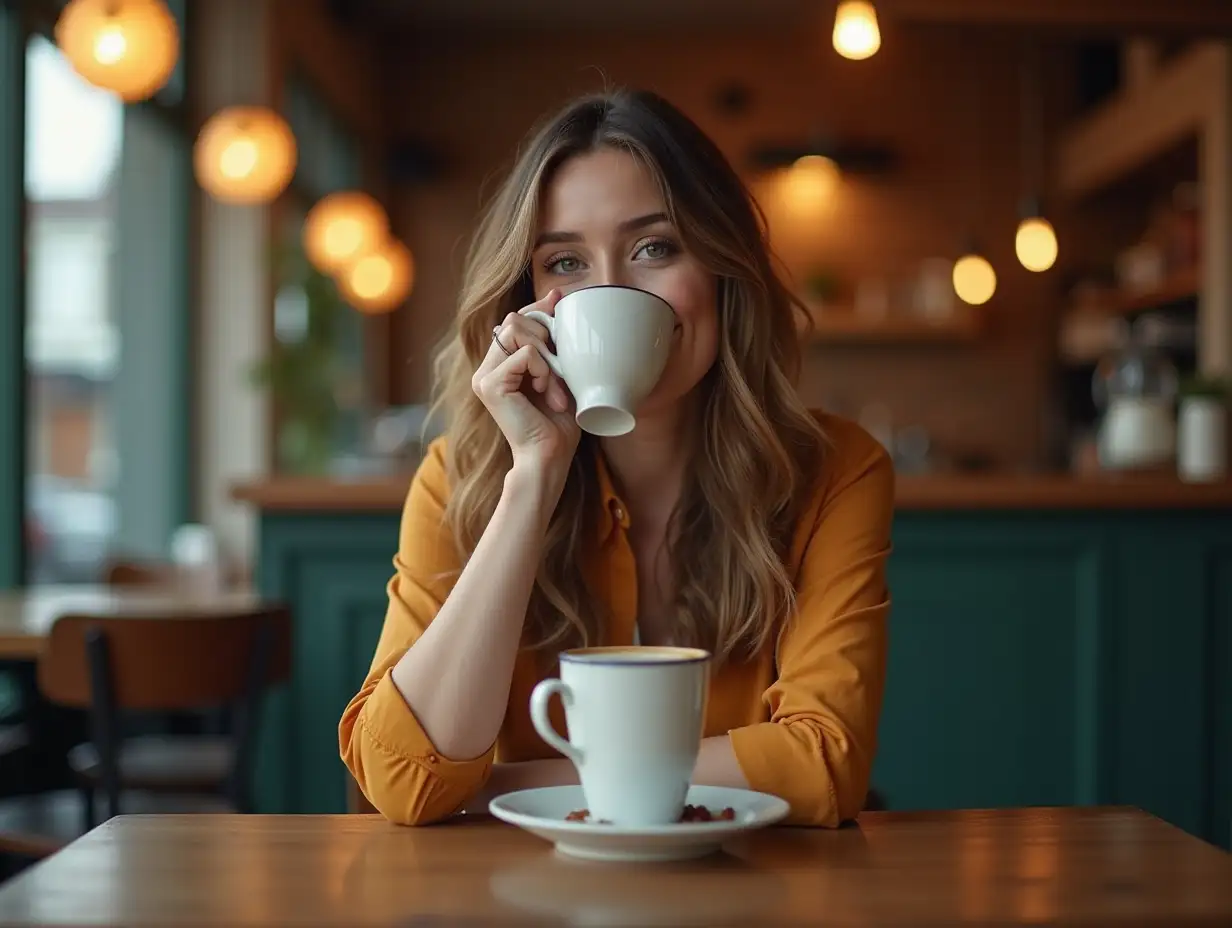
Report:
250,245,348,475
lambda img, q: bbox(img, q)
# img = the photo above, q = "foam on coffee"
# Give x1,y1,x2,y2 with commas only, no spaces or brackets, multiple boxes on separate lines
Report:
560,646,710,665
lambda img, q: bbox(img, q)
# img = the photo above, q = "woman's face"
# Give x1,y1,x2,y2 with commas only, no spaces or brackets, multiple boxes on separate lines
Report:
530,147,719,419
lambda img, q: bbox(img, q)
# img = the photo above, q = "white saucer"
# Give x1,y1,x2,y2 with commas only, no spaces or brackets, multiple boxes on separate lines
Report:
488,785,790,862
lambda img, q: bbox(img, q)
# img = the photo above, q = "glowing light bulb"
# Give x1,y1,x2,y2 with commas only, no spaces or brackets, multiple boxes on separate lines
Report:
952,254,997,305
92,25,126,65
351,254,394,300
302,192,389,274
1015,216,1058,272
325,218,365,260
337,239,415,314
787,155,840,212
56,0,179,102
833,1,881,61
219,137,259,180
193,106,297,205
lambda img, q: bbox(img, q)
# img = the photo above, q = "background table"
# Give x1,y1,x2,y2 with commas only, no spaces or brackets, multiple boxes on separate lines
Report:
0,586,271,659
0,807,1227,925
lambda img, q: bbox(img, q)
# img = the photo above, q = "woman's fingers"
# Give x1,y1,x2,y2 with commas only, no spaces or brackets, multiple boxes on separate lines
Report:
502,311,551,349
546,376,569,412
474,288,571,409
478,316,543,385
475,343,540,400
495,328,552,393
518,287,562,321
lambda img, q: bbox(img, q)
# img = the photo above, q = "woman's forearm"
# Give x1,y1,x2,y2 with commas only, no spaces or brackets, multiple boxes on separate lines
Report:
390,464,561,760
691,735,750,789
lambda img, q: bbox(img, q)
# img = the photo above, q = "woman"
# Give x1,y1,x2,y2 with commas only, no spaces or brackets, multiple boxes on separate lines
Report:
339,89,893,828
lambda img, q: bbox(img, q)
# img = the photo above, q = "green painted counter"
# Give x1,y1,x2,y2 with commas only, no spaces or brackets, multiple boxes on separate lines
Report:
238,474,1232,847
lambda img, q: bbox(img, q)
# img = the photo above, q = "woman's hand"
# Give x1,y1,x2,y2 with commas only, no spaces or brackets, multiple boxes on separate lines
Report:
472,288,580,481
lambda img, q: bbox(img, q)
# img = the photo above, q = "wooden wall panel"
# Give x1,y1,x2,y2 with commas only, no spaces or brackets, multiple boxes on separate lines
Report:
385,26,1081,468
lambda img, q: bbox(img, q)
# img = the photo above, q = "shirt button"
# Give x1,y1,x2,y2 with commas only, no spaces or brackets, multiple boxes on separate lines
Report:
427,754,439,764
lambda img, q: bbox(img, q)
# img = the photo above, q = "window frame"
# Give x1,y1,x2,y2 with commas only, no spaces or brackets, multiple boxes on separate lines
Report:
0,0,195,587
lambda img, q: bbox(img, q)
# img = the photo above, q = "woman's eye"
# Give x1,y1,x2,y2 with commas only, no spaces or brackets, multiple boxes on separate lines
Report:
634,238,676,261
545,254,584,274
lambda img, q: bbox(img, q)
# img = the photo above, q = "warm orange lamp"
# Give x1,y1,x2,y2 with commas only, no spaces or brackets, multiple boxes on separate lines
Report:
55,0,179,102
194,106,297,205
303,192,389,275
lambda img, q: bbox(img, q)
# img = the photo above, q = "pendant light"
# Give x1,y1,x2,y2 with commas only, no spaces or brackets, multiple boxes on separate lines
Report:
194,106,297,205
1015,206,1059,272
55,0,179,102
1014,39,1059,272
951,54,996,307
303,192,389,275
337,239,415,314
833,1,881,61
953,249,997,305
787,154,840,213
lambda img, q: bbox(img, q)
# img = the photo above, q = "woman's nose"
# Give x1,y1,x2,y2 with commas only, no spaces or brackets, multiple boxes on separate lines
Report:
588,258,628,289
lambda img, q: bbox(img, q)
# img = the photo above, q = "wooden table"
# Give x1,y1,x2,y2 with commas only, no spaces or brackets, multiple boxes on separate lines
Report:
0,807,1227,926
0,586,272,659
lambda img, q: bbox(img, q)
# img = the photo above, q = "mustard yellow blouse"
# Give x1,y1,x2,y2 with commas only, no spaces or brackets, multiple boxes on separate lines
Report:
339,412,893,827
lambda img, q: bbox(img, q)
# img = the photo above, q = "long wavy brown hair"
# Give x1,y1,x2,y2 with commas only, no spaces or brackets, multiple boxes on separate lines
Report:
431,89,827,664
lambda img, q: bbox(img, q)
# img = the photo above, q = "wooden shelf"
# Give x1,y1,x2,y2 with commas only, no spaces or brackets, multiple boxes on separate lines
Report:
1111,266,1199,316
803,310,982,345
1058,43,1222,198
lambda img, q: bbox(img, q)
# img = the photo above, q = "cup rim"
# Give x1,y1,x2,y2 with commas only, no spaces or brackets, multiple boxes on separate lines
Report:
559,645,711,667
556,284,675,314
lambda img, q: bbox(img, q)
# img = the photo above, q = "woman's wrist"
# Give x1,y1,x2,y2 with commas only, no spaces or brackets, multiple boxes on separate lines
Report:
503,460,568,523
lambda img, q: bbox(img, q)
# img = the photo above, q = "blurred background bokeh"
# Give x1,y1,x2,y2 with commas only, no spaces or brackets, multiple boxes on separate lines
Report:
1,0,1230,852
6,0,1229,584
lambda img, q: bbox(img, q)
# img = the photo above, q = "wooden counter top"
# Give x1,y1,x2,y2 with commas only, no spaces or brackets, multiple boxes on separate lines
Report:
233,472,1232,512
233,475,414,511
896,472,1232,510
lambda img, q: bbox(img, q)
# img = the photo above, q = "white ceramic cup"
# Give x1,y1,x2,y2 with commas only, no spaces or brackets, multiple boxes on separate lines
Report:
523,285,676,437
529,646,710,826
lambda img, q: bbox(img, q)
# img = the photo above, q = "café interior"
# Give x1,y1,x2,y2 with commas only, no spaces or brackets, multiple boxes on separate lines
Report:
0,0,1230,923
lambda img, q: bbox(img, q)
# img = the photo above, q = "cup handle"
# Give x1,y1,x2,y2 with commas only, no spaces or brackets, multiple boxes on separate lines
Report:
521,309,565,380
529,678,583,765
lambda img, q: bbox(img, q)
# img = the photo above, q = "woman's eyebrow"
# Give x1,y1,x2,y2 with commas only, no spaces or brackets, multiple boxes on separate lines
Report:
533,212,669,248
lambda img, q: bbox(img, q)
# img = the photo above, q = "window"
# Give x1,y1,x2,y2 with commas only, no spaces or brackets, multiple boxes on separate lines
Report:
24,35,121,583
23,30,191,584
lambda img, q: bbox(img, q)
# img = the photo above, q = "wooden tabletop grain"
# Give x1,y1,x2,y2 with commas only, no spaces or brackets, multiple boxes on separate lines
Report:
0,586,272,659
0,807,1227,926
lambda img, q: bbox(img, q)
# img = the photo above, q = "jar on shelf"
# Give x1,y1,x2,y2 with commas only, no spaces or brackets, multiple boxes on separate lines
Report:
1092,319,1178,471
1177,380,1228,483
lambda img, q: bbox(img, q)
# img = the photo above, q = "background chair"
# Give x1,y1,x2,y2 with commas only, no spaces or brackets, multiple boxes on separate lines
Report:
0,605,291,860
104,560,176,588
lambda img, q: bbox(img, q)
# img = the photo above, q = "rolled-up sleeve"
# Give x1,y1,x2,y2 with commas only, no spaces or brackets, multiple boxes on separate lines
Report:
728,428,893,826
338,438,493,824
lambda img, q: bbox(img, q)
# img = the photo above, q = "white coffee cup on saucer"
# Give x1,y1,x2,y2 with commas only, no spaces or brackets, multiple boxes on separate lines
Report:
522,285,676,437
529,646,710,827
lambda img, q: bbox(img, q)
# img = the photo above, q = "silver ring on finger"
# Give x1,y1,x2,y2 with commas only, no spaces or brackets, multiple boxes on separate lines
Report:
491,325,513,357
